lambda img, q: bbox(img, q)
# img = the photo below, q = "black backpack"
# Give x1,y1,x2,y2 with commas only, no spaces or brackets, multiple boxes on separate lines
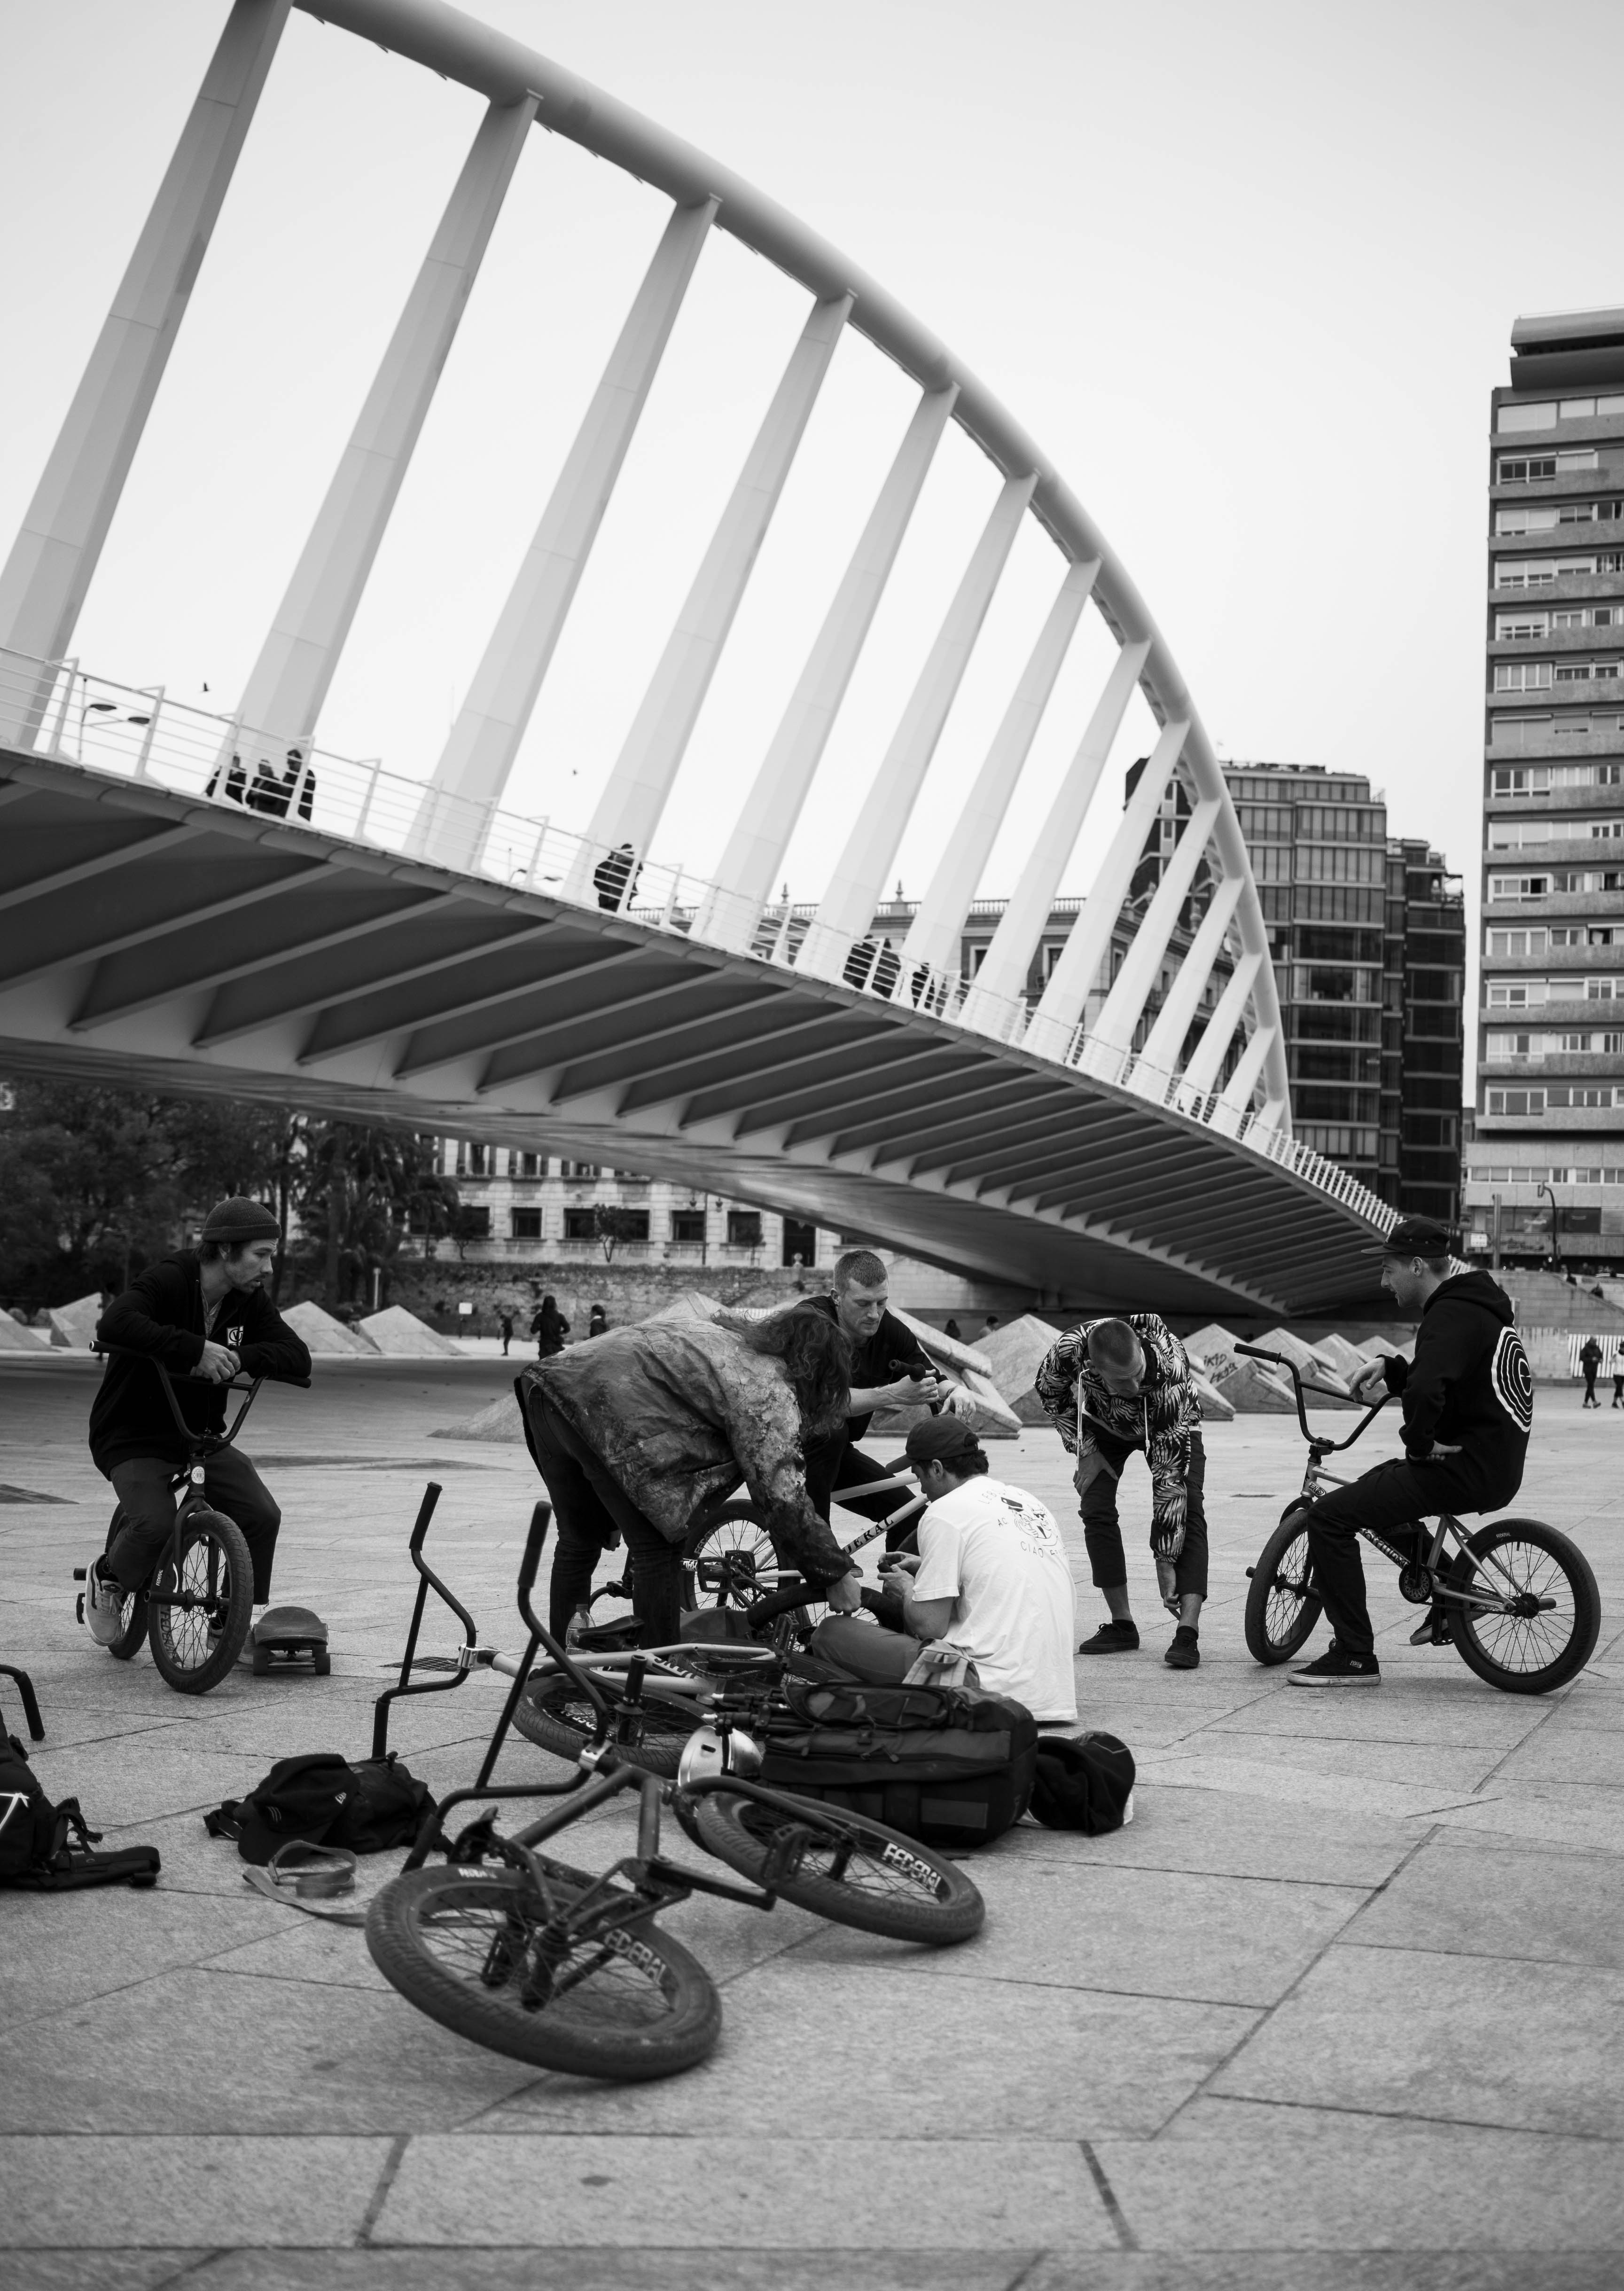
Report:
0,1734,161,1891
205,1751,437,1864
757,1679,1040,1848
1029,1732,1137,1835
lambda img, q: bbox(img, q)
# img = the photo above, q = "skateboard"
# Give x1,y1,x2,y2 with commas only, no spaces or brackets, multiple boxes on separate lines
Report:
250,1605,331,1678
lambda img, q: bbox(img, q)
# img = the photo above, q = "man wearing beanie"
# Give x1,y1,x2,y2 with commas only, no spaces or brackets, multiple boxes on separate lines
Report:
81,1197,312,1648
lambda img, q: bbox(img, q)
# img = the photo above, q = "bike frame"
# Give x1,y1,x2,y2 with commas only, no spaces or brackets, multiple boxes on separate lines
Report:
1237,1344,1548,1619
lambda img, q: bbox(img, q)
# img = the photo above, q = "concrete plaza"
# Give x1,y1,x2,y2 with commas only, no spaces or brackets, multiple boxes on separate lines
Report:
0,1350,1620,2290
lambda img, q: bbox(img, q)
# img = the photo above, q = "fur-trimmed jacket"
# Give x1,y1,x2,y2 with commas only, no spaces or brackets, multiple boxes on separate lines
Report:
1033,1313,1202,1540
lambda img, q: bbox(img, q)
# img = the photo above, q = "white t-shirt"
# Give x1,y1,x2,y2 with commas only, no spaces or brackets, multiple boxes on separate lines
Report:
910,1476,1077,1723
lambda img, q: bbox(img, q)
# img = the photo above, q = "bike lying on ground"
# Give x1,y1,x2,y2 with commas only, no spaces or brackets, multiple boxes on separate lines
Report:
75,1346,311,1695
1239,1343,1601,1694
366,1498,984,2080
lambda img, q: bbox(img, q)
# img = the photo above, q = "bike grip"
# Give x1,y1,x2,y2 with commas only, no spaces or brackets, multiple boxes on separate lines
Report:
408,1481,442,1551
517,1501,552,1596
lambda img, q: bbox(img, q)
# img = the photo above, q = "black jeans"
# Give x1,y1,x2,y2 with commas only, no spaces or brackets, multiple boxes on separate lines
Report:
1300,1451,1516,1658
804,1432,918,1552
105,1449,281,1604
525,1389,685,1647
1078,1430,1209,1602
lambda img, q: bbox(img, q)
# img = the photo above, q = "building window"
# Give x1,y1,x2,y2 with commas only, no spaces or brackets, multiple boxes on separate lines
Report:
559,1162,599,1181
1487,981,1544,1007
1496,501,1624,534
1586,977,1624,1000
1497,451,1597,482
1487,929,1547,957
1485,1032,1537,1057
1495,612,1549,640
459,1204,491,1236
726,1211,763,1249
562,1207,597,1240
669,1209,707,1245
512,1152,544,1180
1495,555,1601,585
510,1208,542,1239
1552,606,1624,630
1554,660,1622,682
1487,873,1549,900
1493,661,1554,691
782,1217,817,1267
453,1142,492,1178
1546,1086,1619,1109
1487,1090,1545,1115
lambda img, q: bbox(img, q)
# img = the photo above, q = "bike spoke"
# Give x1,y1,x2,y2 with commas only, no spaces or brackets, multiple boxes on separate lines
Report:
419,1892,676,2033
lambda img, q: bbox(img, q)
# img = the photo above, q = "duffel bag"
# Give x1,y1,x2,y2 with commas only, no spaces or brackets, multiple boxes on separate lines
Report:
758,1684,1038,1847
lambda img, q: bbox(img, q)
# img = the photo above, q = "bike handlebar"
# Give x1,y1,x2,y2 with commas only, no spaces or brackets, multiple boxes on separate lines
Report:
1232,1342,1390,1452
92,1341,310,1453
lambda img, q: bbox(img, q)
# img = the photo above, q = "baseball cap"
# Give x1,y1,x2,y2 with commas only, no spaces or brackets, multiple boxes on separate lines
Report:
904,1414,981,1464
1381,1216,1453,1259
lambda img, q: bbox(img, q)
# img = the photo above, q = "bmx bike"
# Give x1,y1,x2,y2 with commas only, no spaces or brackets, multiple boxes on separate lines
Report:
1238,1343,1601,1694
681,1464,926,1624
365,1496,984,2080
75,1345,311,1696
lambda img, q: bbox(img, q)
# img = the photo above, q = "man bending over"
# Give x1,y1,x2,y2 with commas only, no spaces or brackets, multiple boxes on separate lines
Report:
1035,1313,1208,1670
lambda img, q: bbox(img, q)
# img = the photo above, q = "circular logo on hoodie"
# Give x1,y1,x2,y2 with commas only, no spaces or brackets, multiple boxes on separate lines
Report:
1490,1329,1534,1434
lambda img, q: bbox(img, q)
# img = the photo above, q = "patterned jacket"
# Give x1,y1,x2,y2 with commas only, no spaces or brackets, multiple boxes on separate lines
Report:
1033,1313,1202,1539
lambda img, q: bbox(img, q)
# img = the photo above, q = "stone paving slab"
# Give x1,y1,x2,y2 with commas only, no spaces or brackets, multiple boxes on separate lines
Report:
2,1356,1620,2282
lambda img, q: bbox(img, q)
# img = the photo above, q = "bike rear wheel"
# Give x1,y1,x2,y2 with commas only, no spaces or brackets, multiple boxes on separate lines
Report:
1243,1510,1323,1665
686,1788,984,1945
367,1863,719,2080
146,1507,253,1694
512,1673,701,1779
683,1501,817,1647
1446,1518,1601,1695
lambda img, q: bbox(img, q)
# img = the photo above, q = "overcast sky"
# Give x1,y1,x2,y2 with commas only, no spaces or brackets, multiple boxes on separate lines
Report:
7,0,1624,1049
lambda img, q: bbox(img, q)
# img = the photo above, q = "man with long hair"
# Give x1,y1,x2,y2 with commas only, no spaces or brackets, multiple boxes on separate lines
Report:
519,1303,860,1647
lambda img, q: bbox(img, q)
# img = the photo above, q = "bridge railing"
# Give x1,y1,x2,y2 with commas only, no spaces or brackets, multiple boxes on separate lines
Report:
1,646,1394,1235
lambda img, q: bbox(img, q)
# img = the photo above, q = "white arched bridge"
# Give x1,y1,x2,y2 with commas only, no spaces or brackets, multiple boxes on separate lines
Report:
0,0,1393,1315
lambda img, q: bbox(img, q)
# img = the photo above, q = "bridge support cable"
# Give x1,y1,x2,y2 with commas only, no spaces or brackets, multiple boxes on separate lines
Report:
409,198,718,868
1132,869,1246,1083
226,94,539,785
1218,1021,1280,1126
957,636,1150,1034
1089,795,1222,1058
0,0,291,742
694,383,960,954
794,470,1038,984
567,292,854,911
898,555,1098,980
1023,716,1188,1062
1178,949,1263,1102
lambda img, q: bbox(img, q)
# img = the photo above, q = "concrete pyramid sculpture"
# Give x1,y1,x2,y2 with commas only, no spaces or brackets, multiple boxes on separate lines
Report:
282,1300,381,1357
47,1293,103,1349
434,1388,525,1442
977,1314,1063,1425
0,1313,50,1350
357,1305,463,1358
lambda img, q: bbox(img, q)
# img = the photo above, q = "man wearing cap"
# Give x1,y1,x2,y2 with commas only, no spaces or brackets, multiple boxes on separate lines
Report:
1033,1313,1210,1670
1288,1218,1532,1686
811,1415,1078,1725
80,1198,312,1647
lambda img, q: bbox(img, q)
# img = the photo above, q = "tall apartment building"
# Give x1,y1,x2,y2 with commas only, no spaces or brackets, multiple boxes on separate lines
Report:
1222,764,1464,1213
1466,308,1624,1269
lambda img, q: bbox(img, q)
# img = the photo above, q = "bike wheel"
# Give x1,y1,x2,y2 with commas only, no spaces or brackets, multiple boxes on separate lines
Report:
1446,1518,1601,1695
687,1788,984,1945
1243,1510,1323,1665
367,1862,719,2080
511,1673,701,1779
682,1502,781,1610
146,1508,253,1694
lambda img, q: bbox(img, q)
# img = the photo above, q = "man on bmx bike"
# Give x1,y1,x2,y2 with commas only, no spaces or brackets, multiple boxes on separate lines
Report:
81,1197,312,1647
1288,1217,1531,1687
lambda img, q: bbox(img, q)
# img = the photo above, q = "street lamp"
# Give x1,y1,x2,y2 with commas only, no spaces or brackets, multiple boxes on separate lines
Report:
1539,1180,1561,1274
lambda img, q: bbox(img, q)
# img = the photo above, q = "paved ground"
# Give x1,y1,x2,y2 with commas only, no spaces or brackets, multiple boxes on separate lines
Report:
1,1353,1620,2290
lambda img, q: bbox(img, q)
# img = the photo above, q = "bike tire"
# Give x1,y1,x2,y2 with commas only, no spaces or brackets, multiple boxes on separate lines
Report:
146,1508,253,1695
1446,1517,1601,1696
101,1509,148,1660
367,1862,719,2080
687,1788,984,1946
683,1501,818,1648
1243,1509,1323,1665
511,1673,700,1779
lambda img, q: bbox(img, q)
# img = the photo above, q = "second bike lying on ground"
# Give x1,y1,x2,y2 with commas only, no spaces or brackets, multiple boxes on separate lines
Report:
1240,1344,1601,1693
365,1496,984,2081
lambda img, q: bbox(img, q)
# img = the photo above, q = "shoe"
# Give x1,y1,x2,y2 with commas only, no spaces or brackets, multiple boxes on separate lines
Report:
1164,1626,1200,1670
1078,1619,1140,1655
1289,1642,1380,1687
82,1557,126,1646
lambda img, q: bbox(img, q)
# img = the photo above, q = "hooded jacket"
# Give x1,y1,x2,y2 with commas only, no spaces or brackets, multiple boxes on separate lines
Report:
1033,1313,1202,1545
89,1252,312,1474
1382,1270,1530,1488
519,1317,854,1590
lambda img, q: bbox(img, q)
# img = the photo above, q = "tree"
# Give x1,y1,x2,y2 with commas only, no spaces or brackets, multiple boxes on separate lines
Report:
295,1123,457,1310
593,1204,647,1262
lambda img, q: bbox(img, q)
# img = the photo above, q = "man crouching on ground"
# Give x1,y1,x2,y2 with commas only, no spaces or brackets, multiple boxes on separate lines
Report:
1034,1312,1209,1670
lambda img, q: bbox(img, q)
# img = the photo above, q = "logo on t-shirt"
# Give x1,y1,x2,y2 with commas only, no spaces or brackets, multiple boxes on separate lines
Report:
1490,1328,1533,1434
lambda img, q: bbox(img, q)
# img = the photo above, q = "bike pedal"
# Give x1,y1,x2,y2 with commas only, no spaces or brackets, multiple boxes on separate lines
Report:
72,1567,86,1581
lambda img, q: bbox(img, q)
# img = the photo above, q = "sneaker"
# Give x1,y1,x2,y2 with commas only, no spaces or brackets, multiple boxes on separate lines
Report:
83,1557,126,1646
1289,1642,1380,1688
1164,1626,1200,1670
1078,1619,1140,1656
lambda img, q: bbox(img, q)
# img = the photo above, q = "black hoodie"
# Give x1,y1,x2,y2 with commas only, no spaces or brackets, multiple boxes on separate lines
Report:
1381,1269,1530,1494
89,1251,311,1474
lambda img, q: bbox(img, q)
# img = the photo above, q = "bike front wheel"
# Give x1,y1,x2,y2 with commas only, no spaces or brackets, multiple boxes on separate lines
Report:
685,1788,984,1946
1446,1518,1601,1695
1243,1510,1323,1665
367,1862,719,2080
512,1673,701,1779
146,1507,253,1694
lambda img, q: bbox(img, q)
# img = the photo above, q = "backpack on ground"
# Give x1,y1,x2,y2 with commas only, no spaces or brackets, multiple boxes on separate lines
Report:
0,1734,161,1892
1029,1732,1137,1835
757,1679,1040,1848
205,1751,437,1864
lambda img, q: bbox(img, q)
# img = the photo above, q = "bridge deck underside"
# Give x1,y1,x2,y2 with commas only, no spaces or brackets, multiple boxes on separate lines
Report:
0,753,1382,1313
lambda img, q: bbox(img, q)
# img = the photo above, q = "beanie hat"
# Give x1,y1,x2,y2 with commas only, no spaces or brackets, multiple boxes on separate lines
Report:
201,1196,281,1246
904,1413,981,1464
